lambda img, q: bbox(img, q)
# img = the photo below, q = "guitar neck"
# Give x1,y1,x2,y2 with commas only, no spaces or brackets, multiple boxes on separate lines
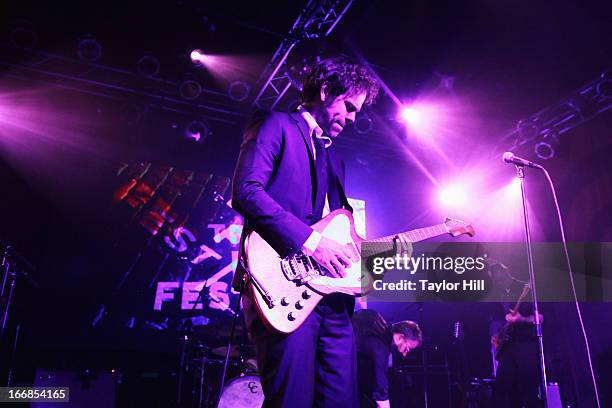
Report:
513,285,531,312
370,223,448,244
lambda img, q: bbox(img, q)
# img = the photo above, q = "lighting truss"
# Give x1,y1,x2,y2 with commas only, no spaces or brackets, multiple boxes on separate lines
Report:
503,71,612,153
252,0,355,109
0,43,245,125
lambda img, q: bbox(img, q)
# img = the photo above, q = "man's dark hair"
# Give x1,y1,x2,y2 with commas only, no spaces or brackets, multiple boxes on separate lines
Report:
391,320,423,345
300,57,379,106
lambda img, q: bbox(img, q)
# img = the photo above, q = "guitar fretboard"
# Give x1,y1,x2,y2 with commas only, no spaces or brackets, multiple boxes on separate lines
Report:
370,223,448,244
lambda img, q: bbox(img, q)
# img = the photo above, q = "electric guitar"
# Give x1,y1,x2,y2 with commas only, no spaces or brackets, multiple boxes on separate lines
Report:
244,209,475,333
491,283,531,358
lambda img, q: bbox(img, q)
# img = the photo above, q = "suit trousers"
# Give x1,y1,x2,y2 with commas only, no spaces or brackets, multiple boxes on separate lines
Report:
250,293,358,408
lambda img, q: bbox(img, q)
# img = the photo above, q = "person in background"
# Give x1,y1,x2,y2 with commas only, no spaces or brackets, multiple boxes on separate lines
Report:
489,262,544,408
352,309,423,408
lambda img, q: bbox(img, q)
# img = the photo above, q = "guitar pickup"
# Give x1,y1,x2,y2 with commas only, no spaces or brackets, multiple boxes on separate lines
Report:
281,252,318,283
281,257,300,281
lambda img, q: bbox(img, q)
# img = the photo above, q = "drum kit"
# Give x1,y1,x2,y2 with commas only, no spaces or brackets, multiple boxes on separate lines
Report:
177,322,263,408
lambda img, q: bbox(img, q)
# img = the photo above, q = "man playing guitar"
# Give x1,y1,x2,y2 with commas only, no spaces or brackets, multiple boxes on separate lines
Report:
231,57,380,407
489,262,544,407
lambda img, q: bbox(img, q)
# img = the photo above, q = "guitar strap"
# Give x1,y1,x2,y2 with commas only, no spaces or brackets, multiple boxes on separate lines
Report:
326,150,353,213
313,138,329,221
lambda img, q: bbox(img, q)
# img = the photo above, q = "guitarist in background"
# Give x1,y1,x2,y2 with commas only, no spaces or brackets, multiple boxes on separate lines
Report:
231,57,379,407
489,262,544,407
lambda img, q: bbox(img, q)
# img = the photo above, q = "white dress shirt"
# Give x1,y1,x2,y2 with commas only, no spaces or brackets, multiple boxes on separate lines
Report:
297,106,331,254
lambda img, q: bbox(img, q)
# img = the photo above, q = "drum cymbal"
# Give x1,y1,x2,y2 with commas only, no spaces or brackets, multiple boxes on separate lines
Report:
211,344,256,358
192,323,245,338
211,345,241,358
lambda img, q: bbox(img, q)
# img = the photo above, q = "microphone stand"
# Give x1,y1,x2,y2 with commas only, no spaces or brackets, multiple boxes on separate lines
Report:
417,302,429,408
1,245,38,386
185,279,209,408
515,165,549,406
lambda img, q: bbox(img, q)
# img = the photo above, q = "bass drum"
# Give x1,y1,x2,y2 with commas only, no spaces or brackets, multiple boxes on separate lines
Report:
217,375,264,408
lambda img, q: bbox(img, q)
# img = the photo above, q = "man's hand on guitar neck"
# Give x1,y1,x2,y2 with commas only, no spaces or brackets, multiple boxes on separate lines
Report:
303,235,352,278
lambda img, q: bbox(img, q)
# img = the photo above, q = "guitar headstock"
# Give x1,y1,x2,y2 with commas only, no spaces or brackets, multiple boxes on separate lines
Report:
443,217,475,237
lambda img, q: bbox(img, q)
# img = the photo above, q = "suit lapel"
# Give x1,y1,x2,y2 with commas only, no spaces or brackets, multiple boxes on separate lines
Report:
290,113,315,161
290,112,352,213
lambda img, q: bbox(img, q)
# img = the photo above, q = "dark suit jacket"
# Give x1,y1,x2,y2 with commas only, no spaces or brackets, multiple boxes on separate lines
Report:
231,110,352,292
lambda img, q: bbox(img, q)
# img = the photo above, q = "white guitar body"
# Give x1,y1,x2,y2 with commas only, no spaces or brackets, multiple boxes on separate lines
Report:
244,209,474,334
245,210,363,334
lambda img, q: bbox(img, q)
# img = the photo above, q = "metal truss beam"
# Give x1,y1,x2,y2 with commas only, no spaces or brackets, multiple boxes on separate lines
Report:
0,44,246,125
252,0,355,109
503,71,612,153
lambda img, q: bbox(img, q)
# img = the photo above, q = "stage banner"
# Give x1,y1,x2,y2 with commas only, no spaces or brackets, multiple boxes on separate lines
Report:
102,162,366,334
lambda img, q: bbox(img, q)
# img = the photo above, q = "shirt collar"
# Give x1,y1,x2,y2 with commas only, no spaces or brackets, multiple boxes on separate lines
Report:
297,105,332,148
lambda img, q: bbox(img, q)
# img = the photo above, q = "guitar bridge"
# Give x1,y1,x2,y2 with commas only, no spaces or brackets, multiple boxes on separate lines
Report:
281,252,322,284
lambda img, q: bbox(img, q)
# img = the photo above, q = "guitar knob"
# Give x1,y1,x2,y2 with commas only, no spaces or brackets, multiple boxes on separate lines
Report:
302,290,311,299
295,300,304,309
287,312,297,321
280,297,289,306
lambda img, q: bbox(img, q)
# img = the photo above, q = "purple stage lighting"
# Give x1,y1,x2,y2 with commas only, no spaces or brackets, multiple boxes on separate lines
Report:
399,103,441,138
190,49,212,65
438,184,468,208
190,49,201,61
400,106,421,125
534,141,555,160
184,120,209,142
509,177,521,195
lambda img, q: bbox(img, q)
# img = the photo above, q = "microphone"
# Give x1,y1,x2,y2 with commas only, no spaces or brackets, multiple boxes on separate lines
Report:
502,152,543,169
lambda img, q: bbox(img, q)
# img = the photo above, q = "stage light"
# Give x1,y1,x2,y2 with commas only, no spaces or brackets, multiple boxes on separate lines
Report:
185,120,209,142
354,112,373,134
495,177,522,206
77,37,102,62
398,103,440,136
438,185,467,208
179,80,201,100
464,176,529,241
190,49,213,65
534,130,558,160
509,177,521,194
227,80,250,102
596,71,612,98
190,49,202,61
534,141,555,160
400,106,421,125
137,55,160,77
10,26,37,49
